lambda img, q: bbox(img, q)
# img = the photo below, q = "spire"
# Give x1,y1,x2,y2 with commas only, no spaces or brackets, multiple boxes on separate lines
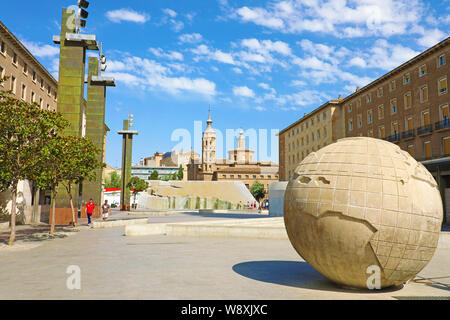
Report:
207,106,212,126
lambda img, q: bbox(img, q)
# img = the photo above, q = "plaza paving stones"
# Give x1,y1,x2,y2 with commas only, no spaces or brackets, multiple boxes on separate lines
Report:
0,213,449,299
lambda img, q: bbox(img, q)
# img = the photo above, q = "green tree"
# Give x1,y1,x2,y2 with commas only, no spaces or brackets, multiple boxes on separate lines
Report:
250,181,266,202
106,171,121,188
177,165,184,180
58,136,105,228
0,82,68,244
171,172,178,180
149,170,159,180
127,177,149,208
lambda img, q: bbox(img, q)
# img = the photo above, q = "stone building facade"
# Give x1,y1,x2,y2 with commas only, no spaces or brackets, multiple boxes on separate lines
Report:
188,112,279,200
278,99,345,181
0,21,58,224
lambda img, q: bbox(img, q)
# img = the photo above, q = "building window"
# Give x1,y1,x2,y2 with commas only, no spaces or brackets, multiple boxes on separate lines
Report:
347,104,353,113
366,93,372,103
311,133,314,142
405,116,413,131
317,130,320,139
443,137,450,156
422,110,430,126
311,118,314,126
407,145,415,157
348,119,353,131
438,54,446,67
31,91,35,103
378,126,385,139
323,127,327,138
367,109,373,124
378,105,384,120
368,129,374,137
390,99,397,114
12,52,17,65
23,63,27,75
404,92,412,109
10,76,16,93
39,97,43,108
391,122,399,137
440,104,449,121
438,77,447,95
21,84,26,100
301,138,304,146
47,85,51,95
323,111,327,120
403,73,411,85
0,41,5,55
420,85,428,103
357,98,361,108
377,87,383,97
32,71,36,82
390,80,396,91
424,141,432,159
317,115,320,123
40,78,44,89
357,114,362,128
419,64,427,77
0,66,4,85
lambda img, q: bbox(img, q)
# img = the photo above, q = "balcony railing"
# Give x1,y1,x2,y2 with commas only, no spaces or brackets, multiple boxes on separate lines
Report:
417,124,433,136
435,118,450,131
385,134,399,143
401,130,415,140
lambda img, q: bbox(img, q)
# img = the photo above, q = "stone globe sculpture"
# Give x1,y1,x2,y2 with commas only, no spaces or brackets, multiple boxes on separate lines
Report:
284,137,443,289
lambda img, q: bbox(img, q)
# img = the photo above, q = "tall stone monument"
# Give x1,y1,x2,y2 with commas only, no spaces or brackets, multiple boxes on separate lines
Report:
118,116,138,211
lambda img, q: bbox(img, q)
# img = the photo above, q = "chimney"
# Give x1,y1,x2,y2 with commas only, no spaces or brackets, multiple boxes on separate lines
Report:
338,94,343,100
356,86,360,92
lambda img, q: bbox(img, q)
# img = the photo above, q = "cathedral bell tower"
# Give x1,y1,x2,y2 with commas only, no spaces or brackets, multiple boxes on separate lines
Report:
202,109,216,179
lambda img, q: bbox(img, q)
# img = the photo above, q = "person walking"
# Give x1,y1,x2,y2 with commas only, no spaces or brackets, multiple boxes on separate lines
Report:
85,199,95,228
102,200,111,221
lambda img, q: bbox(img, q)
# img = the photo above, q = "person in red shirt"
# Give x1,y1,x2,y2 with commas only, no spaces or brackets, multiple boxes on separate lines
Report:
85,199,95,228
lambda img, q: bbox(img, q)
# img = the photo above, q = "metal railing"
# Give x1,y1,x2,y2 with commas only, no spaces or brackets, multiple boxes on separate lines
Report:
417,124,433,136
435,118,450,131
401,130,415,140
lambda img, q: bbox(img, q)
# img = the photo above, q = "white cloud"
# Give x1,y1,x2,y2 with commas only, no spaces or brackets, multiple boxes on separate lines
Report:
179,33,203,44
258,83,270,90
234,0,425,38
21,40,59,58
106,9,150,23
233,86,255,98
105,56,216,96
348,57,367,68
192,45,235,65
149,48,184,61
163,8,177,18
417,29,446,48
254,106,266,112
290,80,307,87
232,67,243,74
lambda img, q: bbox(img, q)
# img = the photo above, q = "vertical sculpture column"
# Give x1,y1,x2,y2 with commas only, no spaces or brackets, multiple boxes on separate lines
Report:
81,57,115,217
118,119,138,211
52,8,99,224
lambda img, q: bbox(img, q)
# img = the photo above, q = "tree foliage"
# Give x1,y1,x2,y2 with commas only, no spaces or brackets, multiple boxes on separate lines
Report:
250,181,266,202
177,165,184,180
106,171,121,188
0,81,68,244
149,170,159,180
127,177,149,206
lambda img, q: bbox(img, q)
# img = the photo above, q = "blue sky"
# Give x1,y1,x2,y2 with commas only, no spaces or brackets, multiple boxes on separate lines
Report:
1,0,449,168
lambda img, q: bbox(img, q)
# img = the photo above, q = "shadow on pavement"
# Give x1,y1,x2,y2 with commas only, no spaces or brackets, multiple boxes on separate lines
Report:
232,260,403,294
